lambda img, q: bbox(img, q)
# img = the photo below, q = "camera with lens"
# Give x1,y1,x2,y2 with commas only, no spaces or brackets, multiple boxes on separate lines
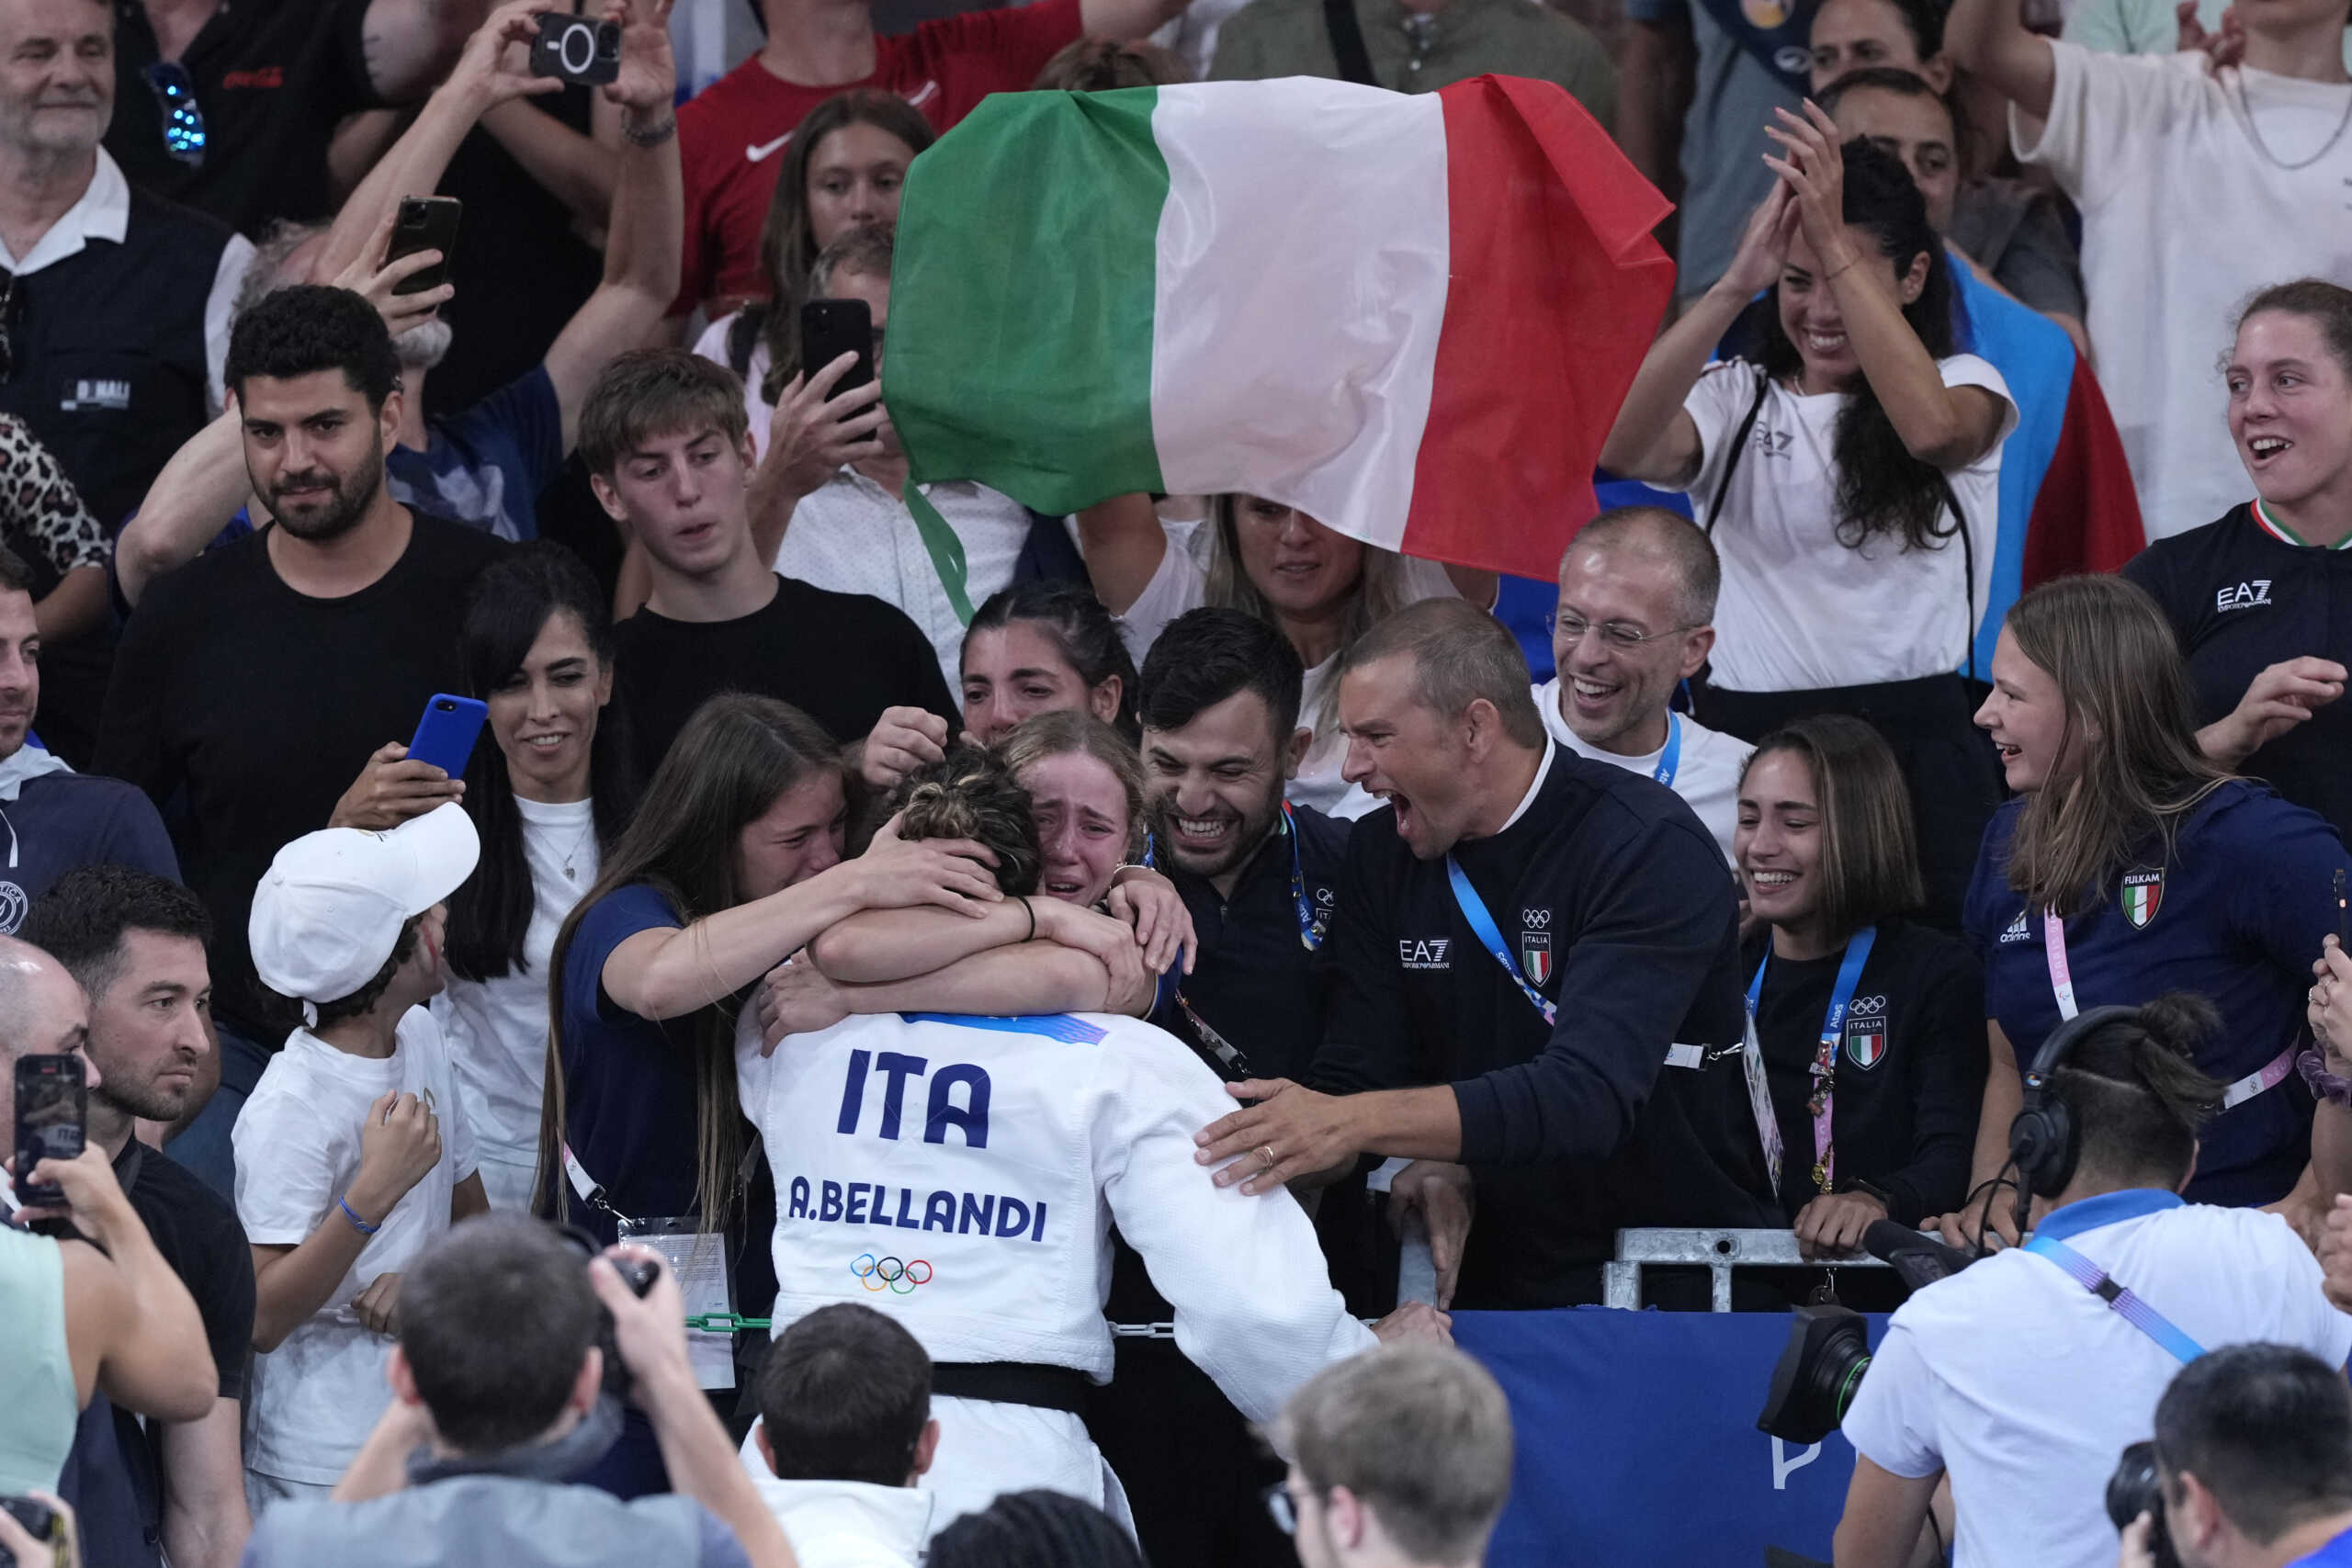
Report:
1,1495,68,1568
2107,1441,2181,1568
1756,1221,1981,1443
529,13,621,85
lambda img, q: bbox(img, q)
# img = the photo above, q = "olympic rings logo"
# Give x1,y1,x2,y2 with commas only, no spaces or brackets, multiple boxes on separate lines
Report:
1521,908,1551,929
1849,995,1888,1018
853,1254,935,1293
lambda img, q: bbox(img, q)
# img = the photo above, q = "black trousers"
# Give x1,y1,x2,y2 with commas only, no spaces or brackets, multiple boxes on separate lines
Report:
1693,671,2004,933
1086,1340,1298,1568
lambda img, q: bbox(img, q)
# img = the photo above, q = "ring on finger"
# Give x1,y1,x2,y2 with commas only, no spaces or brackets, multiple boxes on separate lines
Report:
1257,1143,1278,1173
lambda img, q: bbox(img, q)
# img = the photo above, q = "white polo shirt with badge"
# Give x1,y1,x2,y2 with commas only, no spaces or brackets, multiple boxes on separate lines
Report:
1840,1189,2352,1568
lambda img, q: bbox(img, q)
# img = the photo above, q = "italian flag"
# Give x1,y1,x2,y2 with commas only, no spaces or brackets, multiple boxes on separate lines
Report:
881,75,1675,581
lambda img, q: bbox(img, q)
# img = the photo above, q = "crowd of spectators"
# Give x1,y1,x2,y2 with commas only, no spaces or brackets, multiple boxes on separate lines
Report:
0,0,2346,1557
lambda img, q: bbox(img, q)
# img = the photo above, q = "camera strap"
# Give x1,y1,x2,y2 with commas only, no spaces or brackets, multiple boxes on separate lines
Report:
2023,1235,2205,1365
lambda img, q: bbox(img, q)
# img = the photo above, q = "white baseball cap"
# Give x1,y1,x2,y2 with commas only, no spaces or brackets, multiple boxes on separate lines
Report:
250,803,481,1018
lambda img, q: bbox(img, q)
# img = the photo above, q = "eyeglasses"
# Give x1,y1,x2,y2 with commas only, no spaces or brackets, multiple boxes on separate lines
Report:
1545,611,1697,651
141,61,206,167
1263,1483,1323,1535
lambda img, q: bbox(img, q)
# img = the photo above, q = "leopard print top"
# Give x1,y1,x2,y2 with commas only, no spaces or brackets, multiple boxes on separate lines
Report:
0,413,105,581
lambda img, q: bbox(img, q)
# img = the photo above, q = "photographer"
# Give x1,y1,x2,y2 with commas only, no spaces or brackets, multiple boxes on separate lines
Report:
2123,1344,2352,1568
1829,997,2352,1568
244,1213,795,1568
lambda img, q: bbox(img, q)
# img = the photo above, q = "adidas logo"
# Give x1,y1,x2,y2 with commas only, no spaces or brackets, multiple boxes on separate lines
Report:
1999,910,2030,944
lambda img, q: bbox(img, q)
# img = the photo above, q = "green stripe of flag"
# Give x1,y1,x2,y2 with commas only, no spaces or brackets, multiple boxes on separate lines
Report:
884,85,1171,512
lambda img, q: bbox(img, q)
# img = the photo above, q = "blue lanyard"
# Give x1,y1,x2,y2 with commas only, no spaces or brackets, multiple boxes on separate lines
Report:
2023,1235,2206,1364
1747,925,1876,1194
1745,925,1876,1039
1281,803,1325,952
1653,713,1682,787
1443,854,1555,1026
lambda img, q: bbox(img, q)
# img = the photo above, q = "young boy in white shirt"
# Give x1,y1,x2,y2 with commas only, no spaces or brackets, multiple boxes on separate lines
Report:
234,802,490,1515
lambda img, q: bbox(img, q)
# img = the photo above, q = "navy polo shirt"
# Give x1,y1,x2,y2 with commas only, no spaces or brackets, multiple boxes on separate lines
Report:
1963,781,2351,1207
1164,804,1349,1083
557,883,699,1245
2125,504,2352,852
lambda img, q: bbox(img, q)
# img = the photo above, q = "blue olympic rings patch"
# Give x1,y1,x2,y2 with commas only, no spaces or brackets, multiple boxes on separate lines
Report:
853,1253,935,1293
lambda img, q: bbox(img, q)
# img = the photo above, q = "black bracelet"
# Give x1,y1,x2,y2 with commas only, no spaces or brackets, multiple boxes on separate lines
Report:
1019,896,1035,942
622,113,677,148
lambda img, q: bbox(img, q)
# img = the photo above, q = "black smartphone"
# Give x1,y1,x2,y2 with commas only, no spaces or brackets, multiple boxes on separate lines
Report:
530,12,621,84
12,1054,85,1208
387,196,463,298
406,693,489,779
800,298,876,394
0,1495,62,1555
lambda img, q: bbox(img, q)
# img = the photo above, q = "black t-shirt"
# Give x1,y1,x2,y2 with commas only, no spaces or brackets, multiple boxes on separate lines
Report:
1166,803,1350,1084
80,1139,254,1564
613,575,959,781
106,0,387,237
2124,505,2352,850
1313,748,1781,1309
1740,918,1984,1225
94,512,506,1042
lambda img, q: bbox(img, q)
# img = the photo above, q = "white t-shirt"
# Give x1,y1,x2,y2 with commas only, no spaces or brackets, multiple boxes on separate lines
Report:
1841,1192,2352,1568
1113,525,1461,818
1532,682,1751,870
433,795,597,1196
233,1011,476,1484
1679,356,2014,693
2016,43,2352,538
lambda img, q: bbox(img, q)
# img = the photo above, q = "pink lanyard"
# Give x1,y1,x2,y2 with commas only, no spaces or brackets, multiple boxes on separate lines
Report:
2041,908,2080,1021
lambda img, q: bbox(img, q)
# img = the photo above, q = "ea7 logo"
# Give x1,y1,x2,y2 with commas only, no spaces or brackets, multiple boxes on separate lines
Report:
1749,423,1795,459
1399,938,1452,970
2215,580,2273,612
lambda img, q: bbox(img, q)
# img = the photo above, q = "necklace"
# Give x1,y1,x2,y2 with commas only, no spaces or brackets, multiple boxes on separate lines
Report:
2232,67,2352,173
551,811,596,883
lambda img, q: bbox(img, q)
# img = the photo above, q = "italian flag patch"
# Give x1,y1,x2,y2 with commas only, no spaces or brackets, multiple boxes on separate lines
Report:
2121,867,2164,931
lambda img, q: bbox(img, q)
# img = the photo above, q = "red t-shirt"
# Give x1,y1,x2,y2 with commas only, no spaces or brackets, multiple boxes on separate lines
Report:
675,0,1084,311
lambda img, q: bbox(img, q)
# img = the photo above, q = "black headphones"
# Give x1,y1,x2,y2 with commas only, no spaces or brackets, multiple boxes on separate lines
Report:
2007,1004,2141,1205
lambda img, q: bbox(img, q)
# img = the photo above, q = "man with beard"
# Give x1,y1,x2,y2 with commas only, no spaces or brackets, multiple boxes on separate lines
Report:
1091,606,1408,1568
94,283,504,1201
26,868,253,1568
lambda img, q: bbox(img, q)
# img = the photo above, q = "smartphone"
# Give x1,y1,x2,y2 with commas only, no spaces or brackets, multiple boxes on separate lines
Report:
407,694,489,779
387,196,463,298
530,12,621,84
12,1055,85,1209
800,298,876,395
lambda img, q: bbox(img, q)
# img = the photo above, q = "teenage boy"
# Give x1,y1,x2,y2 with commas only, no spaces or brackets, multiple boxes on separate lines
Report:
232,802,490,1514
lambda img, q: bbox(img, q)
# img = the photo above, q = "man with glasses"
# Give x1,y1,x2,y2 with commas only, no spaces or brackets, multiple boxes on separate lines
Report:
0,0,251,762
1533,505,1751,868
106,0,492,239
1267,1343,1515,1568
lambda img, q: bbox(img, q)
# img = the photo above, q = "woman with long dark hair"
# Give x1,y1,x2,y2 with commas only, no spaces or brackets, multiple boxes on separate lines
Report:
1735,714,1983,1258
435,544,638,1212
537,694,1001,1494
1602,119,2017,926
1935,575,2352,1247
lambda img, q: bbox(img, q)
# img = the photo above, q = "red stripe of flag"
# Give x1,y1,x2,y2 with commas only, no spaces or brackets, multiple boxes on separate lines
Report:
1406,75,1676,581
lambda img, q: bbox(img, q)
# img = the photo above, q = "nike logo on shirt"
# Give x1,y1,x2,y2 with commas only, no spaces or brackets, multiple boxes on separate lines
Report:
745,80,939,162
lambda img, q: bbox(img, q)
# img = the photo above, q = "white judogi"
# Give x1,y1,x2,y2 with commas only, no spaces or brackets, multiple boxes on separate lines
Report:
735,1007,1377,1538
